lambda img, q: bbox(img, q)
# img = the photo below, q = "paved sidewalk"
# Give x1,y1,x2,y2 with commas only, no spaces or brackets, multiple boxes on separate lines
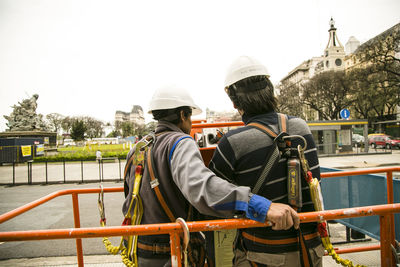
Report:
318,150,400,171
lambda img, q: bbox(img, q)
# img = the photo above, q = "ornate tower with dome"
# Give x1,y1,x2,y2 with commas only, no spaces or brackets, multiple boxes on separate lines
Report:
323,18,346,71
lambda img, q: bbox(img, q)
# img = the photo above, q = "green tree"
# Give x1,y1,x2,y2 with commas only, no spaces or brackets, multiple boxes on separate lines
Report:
70,120,86,141
107,129,121,137
121,121,133,137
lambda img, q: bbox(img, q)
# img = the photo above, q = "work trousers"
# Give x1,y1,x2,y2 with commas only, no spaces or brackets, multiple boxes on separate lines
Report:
138,256,171,267
233,244,325,267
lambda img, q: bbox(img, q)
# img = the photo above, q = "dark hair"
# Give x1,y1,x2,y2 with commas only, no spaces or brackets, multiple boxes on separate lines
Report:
152,106,192,124
226,75,277,116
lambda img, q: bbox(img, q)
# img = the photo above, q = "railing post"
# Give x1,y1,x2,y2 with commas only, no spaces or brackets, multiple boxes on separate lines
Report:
72,193,84,267
98,160,101,182
170,231,182,267
101,159,104,181
380,214,394,267
12,162,15,185
118,158,122,181
45,161,48,184
63,160,66,183
27,161,30,184
27,161,32,185
385,170,396,262
81,161,84,183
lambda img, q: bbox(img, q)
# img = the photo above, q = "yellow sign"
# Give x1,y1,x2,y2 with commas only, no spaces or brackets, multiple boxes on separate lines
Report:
21,145,32,157
36,144,44,155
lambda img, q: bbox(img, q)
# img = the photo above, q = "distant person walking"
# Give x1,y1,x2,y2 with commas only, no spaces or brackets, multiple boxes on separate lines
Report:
96,150,102,163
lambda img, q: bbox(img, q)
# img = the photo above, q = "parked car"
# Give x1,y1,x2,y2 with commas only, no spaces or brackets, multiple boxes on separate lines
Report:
352,134,365,147
368,134,400,149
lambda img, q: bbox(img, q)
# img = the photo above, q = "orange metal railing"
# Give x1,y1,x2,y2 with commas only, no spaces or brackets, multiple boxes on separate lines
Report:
0,168,399,267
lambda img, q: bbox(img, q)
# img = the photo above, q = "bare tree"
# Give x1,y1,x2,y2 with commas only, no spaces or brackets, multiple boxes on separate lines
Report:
277,83,304,119
46,113,64,134
301,70,353,120
357,23,400,80
82,116,104,138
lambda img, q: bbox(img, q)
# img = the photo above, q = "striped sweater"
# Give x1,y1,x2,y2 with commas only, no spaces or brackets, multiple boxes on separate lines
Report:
209,111,322,253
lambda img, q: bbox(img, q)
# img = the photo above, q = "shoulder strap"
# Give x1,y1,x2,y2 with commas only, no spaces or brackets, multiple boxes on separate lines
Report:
146,145,176,222
247,113,288,138
247,122,278,138
247,114,289,194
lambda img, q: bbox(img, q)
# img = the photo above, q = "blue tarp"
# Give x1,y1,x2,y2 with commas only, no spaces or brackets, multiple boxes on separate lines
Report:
320,167,400,241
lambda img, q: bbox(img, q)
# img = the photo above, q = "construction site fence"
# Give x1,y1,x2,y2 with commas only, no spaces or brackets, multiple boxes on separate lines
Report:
0,167,399,266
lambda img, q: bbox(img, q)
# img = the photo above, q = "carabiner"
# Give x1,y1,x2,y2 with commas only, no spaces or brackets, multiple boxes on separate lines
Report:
176,217,190,267
98,184,106,223
282,135,307,151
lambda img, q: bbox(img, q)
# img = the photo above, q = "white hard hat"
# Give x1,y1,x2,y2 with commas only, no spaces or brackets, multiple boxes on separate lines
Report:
148,85,202,115
224,56,270,88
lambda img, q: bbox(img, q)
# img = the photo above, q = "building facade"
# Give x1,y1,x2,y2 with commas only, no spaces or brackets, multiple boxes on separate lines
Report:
115,105,145,126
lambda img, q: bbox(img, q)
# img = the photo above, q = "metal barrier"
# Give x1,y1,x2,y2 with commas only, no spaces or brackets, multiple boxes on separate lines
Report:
0,168,400,267
0,159,124,185
322,167,400,242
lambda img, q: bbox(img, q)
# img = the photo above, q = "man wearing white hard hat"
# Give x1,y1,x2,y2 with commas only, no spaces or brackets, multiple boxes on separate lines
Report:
122,84,300,267
209,56,324,266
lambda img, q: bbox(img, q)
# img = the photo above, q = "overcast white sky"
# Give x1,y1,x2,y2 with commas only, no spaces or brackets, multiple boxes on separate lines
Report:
1,0,399,131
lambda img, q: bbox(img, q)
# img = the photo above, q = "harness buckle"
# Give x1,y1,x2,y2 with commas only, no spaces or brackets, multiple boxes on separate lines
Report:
150,179,159,188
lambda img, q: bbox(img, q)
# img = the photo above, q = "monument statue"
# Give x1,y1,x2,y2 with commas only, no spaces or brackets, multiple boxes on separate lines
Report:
3,94,48,131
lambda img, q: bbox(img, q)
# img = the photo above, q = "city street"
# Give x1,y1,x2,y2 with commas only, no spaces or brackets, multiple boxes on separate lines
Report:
0,150,399,265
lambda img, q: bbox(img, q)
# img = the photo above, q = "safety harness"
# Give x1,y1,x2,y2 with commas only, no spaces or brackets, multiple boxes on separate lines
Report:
98,134,154,267
147,142,207,267
98,133,207,267
248,113,365,267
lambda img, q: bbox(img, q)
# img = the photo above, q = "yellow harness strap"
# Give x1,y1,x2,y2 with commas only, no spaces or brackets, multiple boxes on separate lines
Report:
298,145,366,267
98,135,154,267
